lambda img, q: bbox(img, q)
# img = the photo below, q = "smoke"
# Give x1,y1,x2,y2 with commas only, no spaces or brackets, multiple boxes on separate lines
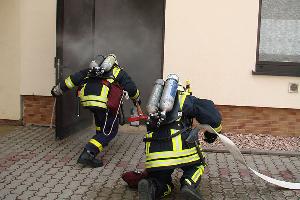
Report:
60,0,164,118
63,35,94,71
93,0,164,116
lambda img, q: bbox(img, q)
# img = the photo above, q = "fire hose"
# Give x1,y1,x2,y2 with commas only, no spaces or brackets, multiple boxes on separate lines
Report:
199,124,300,190
127,113,300,190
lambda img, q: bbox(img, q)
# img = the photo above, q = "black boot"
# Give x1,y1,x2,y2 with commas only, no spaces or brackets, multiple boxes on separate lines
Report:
77,149,103,168
180,180,202,200
138,179,156,200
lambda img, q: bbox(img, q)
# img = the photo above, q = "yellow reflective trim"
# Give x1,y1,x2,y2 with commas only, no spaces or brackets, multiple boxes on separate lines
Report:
145,132,153,154
131,89,140,100
162,184,172,197
191,165,205,183
65,76,75,89
185,179,192,185
107,78,114,83
145,153,200,168
100,84,109,99
96,126,101,131
214,124,222,133
179,92,188,109
80,95,108,103
106,67,121,83
79,84,86,98
89,139,103,151
113,67,121,77
171,129,182,151
81,101,107,108
146,147,198,160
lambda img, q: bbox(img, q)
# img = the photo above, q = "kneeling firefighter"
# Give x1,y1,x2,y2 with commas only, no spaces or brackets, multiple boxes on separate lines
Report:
51,54,141,168
136,74,222,200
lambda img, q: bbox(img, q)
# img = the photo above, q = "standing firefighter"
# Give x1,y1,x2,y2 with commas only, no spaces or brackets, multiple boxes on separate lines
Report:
51,54,141,168
138,74,222,200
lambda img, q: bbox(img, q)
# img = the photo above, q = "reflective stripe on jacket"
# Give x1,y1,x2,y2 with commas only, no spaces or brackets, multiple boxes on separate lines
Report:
60,65,140,108
79,67,121,108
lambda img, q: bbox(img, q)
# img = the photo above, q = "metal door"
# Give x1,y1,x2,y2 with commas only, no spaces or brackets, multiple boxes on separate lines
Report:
55,0,165,139
55,0,95,139
94,0,165,117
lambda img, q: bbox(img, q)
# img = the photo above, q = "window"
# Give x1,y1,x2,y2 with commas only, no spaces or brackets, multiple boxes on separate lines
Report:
254,0,300,77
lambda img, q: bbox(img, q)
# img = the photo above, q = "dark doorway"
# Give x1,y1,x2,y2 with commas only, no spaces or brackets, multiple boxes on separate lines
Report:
56,0,165,139
94,0,165,117
55,0,95,139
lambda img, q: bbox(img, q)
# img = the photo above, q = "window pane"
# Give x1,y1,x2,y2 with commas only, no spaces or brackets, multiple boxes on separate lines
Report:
259,0,300,63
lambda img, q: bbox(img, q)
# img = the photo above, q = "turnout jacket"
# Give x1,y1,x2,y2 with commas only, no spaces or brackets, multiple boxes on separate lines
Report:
59,64,140,109
145,90,222,171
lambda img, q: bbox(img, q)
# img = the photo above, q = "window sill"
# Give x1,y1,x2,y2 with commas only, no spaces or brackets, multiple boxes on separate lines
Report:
253,62,300,77
252,70,300,77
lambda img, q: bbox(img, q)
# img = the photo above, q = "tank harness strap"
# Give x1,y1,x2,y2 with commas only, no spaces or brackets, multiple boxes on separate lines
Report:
143,126,191,142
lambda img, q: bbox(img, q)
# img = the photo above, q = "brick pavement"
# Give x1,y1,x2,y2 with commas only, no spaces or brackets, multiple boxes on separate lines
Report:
0,125,299,200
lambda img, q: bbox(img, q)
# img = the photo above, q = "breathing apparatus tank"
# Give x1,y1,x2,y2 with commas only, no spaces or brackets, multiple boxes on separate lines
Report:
88,54,117,78
146,79,165,115
100,54,117,73
159,74,179,119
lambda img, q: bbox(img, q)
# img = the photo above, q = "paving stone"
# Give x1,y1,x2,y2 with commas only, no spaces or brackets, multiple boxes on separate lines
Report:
36,175,51,184
57,188,74,199
18,190,36,199
44,178,61,188
1,188,13,197
52,171,67,179
35,187,51,197
28,182,44,191
12,184,29,195
16,172,31,181
46,168,60,175
73,186,89,195
51,183,67,193
45,192,60,200
1,126,300,200
83,190,98,199
73,174,88,181
110,193,124,200
212,192,225,200
29,196,45,200
3,193,19,200
6,179,23,189
66,180,81,190
81,178,96,188
70,194,83,200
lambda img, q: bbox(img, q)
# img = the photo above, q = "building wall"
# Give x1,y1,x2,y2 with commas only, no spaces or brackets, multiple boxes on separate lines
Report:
0,0,56,122
218,105,300,136
0,0,21,120
20,0,56,96
164,0,300,109
23,96,55,126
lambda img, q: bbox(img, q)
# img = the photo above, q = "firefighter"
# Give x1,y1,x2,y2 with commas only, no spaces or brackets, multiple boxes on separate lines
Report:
51,54,141,168
137,74,222,200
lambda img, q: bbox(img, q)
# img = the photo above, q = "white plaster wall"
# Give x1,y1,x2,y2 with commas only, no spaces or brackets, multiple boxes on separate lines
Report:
0,0,21,120
20,0,56,96
164,0,300,109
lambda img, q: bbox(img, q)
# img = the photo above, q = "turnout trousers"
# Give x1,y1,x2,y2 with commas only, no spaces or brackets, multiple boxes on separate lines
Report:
85,107,119,155
147,162,205,198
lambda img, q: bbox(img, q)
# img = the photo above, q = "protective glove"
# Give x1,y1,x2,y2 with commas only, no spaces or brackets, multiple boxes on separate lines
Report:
51,84,63,97
203,131,218,143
